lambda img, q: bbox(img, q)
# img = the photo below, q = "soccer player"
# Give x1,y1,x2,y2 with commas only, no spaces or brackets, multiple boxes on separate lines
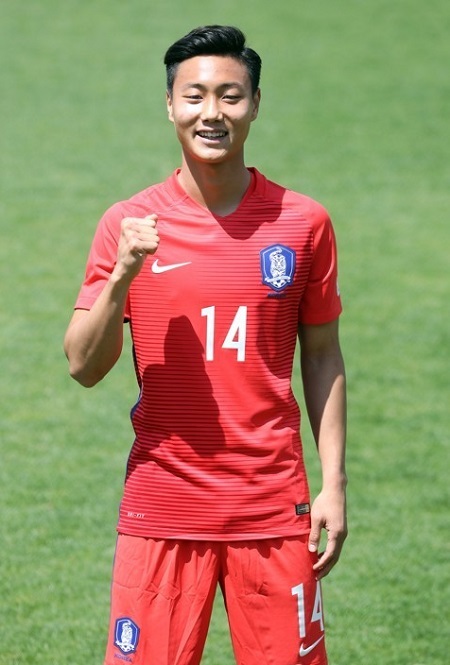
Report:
64,25,347,665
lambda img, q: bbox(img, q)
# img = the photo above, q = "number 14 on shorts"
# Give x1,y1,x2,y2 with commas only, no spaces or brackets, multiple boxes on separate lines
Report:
292,582,325,656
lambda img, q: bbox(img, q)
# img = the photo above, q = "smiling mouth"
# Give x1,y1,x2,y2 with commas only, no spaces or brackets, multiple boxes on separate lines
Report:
197,130,228,139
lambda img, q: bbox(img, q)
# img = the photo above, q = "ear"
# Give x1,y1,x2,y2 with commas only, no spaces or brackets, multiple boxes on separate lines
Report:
251,88,261,121
166,91,174,123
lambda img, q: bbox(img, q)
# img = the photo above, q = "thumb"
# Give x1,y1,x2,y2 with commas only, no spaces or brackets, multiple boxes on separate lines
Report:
308,525,321,553
145,214,158,224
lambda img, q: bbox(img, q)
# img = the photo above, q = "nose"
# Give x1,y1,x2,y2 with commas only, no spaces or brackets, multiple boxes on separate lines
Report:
201,95,223,122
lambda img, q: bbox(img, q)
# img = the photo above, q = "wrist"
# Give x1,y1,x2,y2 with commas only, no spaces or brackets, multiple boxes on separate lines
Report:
102,270,133,309
321,471,348,492
110,264,135,289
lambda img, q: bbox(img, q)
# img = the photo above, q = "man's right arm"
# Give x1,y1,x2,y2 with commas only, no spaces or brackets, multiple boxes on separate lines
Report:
64,278,130,387
64,214,159,387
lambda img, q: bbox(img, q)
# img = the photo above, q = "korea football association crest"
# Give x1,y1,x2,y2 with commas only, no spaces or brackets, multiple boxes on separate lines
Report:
114,617,140,655
260,244,296,292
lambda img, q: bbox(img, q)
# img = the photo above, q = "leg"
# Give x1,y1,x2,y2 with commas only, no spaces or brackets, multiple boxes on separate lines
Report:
104,535,220,665
221,536,328,665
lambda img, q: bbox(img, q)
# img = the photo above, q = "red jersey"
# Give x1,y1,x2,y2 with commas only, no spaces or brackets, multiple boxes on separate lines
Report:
75,168,342,540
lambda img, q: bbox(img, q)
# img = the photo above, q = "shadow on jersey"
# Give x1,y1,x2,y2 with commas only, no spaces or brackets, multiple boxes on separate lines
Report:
132,315,226,458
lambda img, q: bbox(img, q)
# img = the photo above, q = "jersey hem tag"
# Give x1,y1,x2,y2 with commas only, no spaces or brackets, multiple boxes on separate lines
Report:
295,503,310,515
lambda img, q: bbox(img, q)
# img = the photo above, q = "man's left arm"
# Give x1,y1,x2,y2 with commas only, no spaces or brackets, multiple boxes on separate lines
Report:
298,318,348,579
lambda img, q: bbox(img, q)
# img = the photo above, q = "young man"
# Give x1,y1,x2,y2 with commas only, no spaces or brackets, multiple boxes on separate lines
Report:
64,25,347,665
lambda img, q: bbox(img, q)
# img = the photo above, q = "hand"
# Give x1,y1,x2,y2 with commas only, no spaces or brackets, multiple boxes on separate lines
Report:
114,214,160,281
308,487,348,579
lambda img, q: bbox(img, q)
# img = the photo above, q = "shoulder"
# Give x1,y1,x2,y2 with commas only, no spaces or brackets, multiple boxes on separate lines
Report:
253,169,331,229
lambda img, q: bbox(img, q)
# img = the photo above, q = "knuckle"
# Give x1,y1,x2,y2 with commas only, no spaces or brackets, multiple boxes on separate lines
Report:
121,218,135,235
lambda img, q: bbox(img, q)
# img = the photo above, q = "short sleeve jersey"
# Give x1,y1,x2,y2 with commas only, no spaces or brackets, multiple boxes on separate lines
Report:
75,168,342,540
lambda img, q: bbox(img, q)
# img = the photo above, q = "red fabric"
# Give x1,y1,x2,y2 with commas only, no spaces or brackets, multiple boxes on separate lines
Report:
104,535,327,665
76,169,342,539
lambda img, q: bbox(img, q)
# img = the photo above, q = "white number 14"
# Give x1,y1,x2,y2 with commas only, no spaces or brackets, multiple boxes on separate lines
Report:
291,582,324,639
201,305,247,362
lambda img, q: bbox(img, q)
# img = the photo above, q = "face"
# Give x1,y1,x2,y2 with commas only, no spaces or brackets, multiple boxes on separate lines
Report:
166,55,260,166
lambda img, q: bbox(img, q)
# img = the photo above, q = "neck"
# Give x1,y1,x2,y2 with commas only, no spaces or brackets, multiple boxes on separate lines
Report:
177,155,251,216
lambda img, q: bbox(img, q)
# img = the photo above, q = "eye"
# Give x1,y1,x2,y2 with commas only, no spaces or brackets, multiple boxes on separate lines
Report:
223,94,241,102
184,94,203,102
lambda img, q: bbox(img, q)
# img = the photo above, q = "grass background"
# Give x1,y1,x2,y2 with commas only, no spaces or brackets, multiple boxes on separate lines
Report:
1,1,449,663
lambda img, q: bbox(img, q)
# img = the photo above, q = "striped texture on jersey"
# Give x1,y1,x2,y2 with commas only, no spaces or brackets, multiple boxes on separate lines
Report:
76,169,341,539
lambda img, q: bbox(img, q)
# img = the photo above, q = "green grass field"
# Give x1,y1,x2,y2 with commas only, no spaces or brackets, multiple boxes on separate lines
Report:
1,1,449,663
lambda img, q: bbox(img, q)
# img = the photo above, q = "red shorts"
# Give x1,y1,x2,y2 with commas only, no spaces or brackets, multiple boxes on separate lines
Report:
104,535,327,665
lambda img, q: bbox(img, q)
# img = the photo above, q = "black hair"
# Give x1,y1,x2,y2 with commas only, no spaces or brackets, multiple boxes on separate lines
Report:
164,25,262,94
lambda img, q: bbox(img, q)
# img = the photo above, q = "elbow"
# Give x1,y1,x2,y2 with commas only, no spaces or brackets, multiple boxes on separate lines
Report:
66,356,105,388
68,364,102,388
64,330,120,388
72,371,102,388
64,338,107,387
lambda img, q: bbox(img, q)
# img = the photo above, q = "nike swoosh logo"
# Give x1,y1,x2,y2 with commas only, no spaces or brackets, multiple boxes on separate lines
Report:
299,635,325,657
151,259,191,274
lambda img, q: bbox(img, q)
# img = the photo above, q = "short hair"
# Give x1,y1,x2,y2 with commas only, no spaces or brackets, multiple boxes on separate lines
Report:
164,25,262,95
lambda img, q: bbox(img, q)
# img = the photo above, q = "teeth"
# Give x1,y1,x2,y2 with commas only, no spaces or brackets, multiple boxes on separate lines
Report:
198,131,226,138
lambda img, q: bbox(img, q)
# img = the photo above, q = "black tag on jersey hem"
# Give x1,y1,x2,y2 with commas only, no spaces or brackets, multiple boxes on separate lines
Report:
295,503,310,516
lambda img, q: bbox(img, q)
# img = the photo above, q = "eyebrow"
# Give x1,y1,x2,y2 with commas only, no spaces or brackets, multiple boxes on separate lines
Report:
180,82,245,92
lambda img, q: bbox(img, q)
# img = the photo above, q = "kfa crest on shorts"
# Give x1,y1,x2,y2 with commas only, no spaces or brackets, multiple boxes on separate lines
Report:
114,617,140,655
260,244,296,292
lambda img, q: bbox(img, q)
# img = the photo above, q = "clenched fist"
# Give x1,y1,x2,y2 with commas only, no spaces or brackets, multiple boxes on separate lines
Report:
113,214,160,281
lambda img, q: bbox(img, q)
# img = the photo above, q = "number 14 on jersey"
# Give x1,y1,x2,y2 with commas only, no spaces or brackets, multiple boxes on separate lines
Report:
201,306,247,362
